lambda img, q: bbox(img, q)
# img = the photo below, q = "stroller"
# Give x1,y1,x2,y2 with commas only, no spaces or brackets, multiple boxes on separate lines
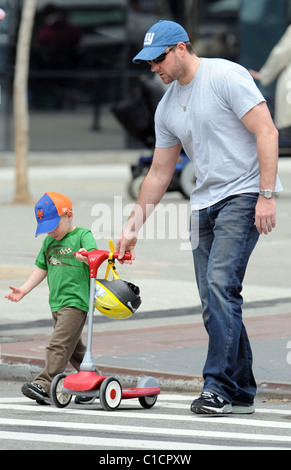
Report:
112,77,196,199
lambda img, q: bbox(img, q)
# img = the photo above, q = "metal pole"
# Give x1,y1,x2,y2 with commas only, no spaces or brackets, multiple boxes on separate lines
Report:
80,277,96,372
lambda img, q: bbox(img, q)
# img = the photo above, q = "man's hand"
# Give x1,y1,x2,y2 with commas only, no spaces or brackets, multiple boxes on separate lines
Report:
255,196,276,235
116,229,137,264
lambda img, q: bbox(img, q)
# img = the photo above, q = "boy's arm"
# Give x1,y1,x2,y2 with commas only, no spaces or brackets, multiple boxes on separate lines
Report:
5,266,47,302
75,231,98,265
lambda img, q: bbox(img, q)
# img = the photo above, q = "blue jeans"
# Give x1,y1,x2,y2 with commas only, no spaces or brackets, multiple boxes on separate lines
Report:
190,193,259,404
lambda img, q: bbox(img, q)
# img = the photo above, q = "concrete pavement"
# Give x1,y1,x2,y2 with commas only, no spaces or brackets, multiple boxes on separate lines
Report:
0,153,291,398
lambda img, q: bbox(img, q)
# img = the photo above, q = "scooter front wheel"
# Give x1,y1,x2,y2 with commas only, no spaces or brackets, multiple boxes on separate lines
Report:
100,377,122,411
137,376,159,409
50,373,72,408
139,394,158,409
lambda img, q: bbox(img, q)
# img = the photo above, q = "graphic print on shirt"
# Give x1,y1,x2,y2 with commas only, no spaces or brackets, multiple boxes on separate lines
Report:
46,245,79,267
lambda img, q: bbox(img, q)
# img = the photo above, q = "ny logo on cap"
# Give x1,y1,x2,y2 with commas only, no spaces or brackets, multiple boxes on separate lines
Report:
144,32,155,45
37,209,44,220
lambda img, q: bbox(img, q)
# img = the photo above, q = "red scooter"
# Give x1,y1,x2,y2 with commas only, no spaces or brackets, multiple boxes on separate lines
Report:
50,242,160,411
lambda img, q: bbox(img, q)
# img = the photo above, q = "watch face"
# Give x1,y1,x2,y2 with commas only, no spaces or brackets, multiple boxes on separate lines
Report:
260,190,274,198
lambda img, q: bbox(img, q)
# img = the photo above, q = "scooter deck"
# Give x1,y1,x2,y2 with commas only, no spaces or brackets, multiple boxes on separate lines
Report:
122,387,160,399
63,372,160,398
63,372,107,392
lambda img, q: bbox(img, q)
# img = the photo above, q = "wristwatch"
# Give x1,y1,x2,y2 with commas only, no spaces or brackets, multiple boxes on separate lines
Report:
259,189,276,199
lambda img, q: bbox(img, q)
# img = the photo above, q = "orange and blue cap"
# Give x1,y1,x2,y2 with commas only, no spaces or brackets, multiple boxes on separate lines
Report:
34,192,72,237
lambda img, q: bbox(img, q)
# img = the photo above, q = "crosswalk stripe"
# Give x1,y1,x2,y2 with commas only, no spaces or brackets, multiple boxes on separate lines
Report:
0,417,291,444
0,394,289,415
0,397,290,450
3,430,285,450
0,427,290,450
0,430,210,450
0,403,290,431
0,431,286,451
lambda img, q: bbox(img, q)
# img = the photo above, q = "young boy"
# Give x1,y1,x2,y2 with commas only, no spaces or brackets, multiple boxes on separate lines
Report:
5,192,97,404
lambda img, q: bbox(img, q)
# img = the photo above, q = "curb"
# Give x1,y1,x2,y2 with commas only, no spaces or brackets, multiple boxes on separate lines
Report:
0,355,203,394
1,355,291,399
257,382,291,400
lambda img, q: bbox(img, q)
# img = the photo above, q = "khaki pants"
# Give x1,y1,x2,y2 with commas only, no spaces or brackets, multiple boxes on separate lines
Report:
34,306,88,394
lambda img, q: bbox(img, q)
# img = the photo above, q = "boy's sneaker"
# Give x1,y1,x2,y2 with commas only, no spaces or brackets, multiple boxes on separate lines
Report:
191,391,232,414
22,382,51,405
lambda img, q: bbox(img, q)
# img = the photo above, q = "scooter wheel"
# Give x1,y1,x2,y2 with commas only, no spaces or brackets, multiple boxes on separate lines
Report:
100,377,122,411
139,394,158,409
50,373,72,408
137,376,159,409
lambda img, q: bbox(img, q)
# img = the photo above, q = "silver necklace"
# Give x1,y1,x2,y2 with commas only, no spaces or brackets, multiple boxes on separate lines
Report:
177,58,202,111
178,82,194,112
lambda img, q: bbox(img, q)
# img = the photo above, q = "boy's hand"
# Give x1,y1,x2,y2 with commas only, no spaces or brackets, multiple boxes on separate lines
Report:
75,248,89,265
5,286,26,302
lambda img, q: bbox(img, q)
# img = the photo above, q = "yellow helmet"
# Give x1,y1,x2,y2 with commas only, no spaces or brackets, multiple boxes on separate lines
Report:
95,278,141,320
94,244,141,320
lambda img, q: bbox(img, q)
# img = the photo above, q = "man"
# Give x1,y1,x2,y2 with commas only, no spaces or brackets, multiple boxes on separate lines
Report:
117,20,282,414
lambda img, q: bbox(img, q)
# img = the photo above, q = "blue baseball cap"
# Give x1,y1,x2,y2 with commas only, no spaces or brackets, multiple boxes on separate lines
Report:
133,20,189,64
34,192,72,237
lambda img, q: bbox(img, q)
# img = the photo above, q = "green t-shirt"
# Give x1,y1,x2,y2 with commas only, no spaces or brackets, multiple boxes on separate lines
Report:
35,227,97,312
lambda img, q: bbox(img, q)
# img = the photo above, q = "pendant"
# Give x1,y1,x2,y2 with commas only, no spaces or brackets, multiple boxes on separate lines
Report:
183,106,187,112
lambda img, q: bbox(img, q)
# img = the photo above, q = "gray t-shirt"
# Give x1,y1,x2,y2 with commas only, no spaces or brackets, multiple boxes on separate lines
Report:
155,58,282,209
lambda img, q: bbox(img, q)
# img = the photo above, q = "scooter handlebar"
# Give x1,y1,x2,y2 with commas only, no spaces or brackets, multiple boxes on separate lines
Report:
74,249,132,278
74,250,131,261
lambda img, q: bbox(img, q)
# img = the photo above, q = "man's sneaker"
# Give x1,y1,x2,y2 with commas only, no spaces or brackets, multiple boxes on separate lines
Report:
191,391,232,414
21,382,51,405
232,401,255,414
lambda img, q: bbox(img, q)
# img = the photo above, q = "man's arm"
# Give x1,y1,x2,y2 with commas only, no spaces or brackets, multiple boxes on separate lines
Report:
117,144,181,261
241,101,279,235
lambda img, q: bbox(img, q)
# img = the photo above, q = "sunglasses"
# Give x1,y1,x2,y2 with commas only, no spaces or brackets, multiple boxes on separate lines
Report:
147,46,176,65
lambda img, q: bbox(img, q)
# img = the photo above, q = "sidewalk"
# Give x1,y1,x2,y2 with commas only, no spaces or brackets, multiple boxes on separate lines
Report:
1,301,291,398
1,155,291,399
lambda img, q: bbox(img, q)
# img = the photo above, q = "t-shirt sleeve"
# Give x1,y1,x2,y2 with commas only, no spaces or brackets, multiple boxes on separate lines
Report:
155,102,182,149
80,229,98,251
35,242,48,271
221,67,266,120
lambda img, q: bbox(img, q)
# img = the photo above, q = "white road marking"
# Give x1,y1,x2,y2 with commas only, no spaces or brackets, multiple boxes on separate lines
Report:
0,395,290,450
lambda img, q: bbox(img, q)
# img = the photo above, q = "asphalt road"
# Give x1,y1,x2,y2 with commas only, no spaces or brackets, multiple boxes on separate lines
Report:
0,380,291,451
